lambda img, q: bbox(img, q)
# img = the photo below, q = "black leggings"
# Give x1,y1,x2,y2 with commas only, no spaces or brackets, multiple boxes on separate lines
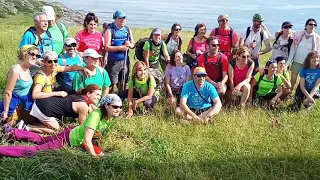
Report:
293,85,319,109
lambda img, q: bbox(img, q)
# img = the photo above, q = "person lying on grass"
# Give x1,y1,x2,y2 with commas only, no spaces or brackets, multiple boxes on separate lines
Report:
18,84,102,134
250,60,283,107
118,61,159,118
290,51,320,110
165,50,191,110
179,67,222,124
0,94,122,158
227,45,254,108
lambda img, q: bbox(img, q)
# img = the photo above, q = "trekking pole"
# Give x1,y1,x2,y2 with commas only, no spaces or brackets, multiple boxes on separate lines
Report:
122,49,128,90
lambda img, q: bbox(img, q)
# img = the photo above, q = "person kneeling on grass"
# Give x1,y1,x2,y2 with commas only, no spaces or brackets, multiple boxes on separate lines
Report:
19,84,102,134
179,67,222,123
250,60,283,107
290,51,320,110
165,50,191,109
0,94,122,158
118,61,159,118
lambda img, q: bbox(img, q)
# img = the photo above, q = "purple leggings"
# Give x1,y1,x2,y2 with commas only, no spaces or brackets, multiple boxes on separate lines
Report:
0,126,75,158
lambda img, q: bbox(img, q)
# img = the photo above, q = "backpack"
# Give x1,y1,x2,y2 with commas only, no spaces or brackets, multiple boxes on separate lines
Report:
183,38,196,68
244,26,264,47
214,27,233,50
229,59,253,69
76,66,106,87
134,39,164,61
108,23,131,45
56,22,67,37
254,73,278,93
33,70,54,91
25,26,53,54
203,52,224,82
132,68,164,91
273,32,294,55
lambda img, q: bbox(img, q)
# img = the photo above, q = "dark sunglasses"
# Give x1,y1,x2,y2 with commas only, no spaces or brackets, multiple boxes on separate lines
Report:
111,105,122,109
308,23,317,27
242,55,250,59
65,43,77,47
28,51,41,58
210,44,220,47
174,28,181,31
47,59,58,64
283,26,292,29
196,74,206,78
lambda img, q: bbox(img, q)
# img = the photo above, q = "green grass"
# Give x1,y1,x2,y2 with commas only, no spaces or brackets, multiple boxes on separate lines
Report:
0,13,320,180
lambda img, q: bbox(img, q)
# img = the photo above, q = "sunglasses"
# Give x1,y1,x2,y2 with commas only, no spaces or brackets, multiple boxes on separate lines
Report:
196,74,206,78
308,23,317,27
111,105,122,109
47,59,58,64
174,28,181,31
65,43,77,47
28,51,41,58
242,55,250,59
210,44,220,47
283,26,292,29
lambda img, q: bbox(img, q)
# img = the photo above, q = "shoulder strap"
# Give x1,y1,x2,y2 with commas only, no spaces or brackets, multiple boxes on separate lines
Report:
215,28,219,36
248,59,253,68
148,39,153,51
260,30,264,46
230,59,236,68
110,23,116,43
244,27,251,42
165,33,171,44
229,28,233,49
193,80,210,104
27,27,39,46
272,74,278,92
56,22,64,36
125,25,131,40
97,66,105,78
78,71,86,83
257,73,264,85
273,32,283,46
204,52,208,64
287,38,294,55
35,71,50,89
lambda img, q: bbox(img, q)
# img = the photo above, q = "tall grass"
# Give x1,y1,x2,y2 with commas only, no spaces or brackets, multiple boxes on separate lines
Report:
0,13,320,180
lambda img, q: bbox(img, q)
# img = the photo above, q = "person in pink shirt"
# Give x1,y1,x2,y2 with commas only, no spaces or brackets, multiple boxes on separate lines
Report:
185,23,207,68
210,14,238,60
75,13,104,66
227,46,254,107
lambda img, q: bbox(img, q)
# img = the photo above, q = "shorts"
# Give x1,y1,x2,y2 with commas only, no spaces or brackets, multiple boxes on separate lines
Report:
253,92,277,103
106,57,130,85
29,102,56,122
189,107,211,115
0,92,29,116
291,62,303,74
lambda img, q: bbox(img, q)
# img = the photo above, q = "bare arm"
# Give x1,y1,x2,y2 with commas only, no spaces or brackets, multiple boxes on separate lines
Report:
180,97,201,120
186,44,196,59
236,62,255,88
206,97,222,118
83,127,98,157
165,76,174,98
249,78,258,99
32,84,66,99
220,72,228,85
102,87,110,97
279,74,291,89
259,39,272,55
135,86,155,104
74,102,89,124
104,29,128,52
228,64,235,90
239,37,245,46
309,78,320,97
60,65,85,72
144,50,150,68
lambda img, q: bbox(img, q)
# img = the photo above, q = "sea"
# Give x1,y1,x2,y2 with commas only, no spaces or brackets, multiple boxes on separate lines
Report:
51,0,320,33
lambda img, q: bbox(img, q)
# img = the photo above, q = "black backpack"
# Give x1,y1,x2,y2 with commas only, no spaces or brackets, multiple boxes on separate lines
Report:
134,39,163,61
273,32,294,55
254,73,278,93
229,58,253,69
214,27,233,50
244,26,264,47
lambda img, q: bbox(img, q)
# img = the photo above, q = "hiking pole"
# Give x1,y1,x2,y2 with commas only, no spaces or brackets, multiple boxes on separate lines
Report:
121,49,129,90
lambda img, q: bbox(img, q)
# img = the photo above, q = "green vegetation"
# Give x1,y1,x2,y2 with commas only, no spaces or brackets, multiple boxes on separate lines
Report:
0,9,320,180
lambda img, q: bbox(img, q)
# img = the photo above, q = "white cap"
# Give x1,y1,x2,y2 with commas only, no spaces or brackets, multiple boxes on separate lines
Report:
83,49,103,58
64,37,77,45
43,6,55,21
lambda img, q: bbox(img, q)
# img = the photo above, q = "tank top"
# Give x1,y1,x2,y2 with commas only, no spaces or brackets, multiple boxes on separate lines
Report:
166,37,179,55
233,64,249,86
35,94,84,118
13,70,33,96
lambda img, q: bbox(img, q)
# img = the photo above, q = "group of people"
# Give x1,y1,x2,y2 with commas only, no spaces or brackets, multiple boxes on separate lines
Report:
0,6,319,158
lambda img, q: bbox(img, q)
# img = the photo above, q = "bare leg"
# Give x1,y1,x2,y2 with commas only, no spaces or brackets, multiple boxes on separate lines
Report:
240,83,251,107
290,72,299,91
29,120,60,134
280,87,292,100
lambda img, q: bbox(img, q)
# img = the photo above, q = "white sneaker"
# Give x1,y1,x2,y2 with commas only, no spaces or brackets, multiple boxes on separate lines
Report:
16,120,26,130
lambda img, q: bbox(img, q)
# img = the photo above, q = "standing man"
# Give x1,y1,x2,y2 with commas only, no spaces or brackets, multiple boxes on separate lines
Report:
210,14,238,60
197,36,229,96
19,12,54,57
43,6,69,55
104,10,135,93
179,67,222,124
239,13,271,73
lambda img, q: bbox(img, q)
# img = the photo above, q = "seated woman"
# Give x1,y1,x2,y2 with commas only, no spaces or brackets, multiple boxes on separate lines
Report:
275,56,292,99
0,45,39,126
0,94,122,158
250,60,283,107
165,50,191,109
227,46,254,108
24,84,102,134
143,28,170,70
291,51,320,110
118,62,159,118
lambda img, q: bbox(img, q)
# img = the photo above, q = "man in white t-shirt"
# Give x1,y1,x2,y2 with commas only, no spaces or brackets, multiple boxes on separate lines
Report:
239,13,272,73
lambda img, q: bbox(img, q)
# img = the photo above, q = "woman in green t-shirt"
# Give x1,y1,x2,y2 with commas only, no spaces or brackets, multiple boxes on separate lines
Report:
0,94,122,158
118,61,158,118
250,60,283,107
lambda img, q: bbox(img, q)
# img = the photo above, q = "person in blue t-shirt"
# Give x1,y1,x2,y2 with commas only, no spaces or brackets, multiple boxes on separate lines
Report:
291,51,320,110
179,67,222,124
56,38,85,94
104,10,135,93
19,12,54,58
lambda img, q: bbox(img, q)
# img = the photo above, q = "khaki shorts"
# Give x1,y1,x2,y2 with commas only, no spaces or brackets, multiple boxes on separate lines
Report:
291,62,303,74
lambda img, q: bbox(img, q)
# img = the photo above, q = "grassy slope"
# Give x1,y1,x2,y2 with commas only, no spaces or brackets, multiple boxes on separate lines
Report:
0,13,320,180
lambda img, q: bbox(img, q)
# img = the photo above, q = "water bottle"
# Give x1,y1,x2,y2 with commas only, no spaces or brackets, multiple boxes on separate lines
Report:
192,54,198,66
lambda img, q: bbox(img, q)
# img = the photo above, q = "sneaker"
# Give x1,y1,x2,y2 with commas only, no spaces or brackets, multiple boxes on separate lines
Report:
16,120,26,130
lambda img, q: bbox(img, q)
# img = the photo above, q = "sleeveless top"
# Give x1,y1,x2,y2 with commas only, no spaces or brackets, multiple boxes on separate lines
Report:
13,69,33,96
35,94,85,118
233,64,250,86
107,24,130,61
166,37,179,55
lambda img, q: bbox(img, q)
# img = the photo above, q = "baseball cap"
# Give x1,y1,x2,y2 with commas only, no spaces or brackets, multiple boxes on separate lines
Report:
43,6,55,21
152,28,161,35
218,14,228,21
64,37,77,45
113,10,126,19
99,94,122,107
253,13,264,22
83,49,103,58
282,21,293,28
193,67,207,75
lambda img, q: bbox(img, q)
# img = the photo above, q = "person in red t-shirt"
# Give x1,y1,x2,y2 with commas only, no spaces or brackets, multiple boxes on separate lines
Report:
210,14,238,60
227,46,254,107
197,36,229,96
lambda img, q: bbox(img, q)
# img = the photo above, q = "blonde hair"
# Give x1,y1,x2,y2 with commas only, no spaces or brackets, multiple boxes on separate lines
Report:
18,45,38,62
131,61,148,80
236,45,250,56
